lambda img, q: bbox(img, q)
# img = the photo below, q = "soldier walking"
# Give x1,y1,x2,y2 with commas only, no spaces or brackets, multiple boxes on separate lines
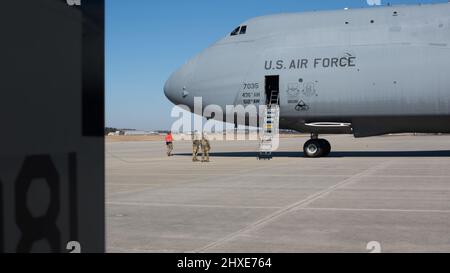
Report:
201,132,211,162
192,131,201,162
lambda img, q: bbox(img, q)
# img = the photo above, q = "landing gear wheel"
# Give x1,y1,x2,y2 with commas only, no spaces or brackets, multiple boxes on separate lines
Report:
319,139,331,157
303,139,323,158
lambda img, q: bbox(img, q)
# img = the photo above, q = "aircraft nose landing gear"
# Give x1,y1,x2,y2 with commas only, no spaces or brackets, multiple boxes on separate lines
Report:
303,134,331,158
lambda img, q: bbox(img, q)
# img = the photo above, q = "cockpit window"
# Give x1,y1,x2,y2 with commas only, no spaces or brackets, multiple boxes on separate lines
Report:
230,25,248,36
230,27,240,36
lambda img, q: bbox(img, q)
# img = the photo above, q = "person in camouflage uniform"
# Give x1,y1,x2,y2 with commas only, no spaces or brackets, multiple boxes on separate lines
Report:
201,132,211,162
192,131,201,162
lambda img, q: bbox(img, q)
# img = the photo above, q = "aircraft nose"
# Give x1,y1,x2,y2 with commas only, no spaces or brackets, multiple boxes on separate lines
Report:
163,73,177,104
164,59,197,105
164,72,181,105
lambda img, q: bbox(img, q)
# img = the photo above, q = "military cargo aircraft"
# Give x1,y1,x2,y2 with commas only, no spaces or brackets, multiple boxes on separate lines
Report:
164,3,450,158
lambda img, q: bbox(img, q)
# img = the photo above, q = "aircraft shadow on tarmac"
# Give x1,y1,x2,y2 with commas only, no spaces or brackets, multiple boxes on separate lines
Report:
175,150,450,158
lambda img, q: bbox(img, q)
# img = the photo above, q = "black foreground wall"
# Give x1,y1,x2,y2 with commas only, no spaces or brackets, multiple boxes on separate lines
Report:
0,0,105,253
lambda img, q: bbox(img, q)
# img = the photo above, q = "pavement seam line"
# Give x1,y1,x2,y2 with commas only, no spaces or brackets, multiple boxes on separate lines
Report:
106,201,282,210
296,207,450,213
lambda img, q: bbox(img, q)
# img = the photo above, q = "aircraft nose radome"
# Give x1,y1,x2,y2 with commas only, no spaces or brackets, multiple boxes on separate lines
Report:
163,75,174,103
165,66,186,105
164,70,181,105
164,56,199,105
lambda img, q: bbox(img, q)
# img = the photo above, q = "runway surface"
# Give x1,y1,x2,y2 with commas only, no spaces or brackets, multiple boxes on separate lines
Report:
106,135,450,252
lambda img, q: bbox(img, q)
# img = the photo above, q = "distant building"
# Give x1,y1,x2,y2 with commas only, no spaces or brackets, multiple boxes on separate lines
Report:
123,130,156,136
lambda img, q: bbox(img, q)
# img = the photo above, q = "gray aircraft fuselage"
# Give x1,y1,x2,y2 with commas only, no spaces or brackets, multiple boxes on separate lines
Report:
164,3,450,138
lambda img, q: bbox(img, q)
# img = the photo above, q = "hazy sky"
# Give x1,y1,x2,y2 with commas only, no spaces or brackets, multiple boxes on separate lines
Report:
106,0,445,130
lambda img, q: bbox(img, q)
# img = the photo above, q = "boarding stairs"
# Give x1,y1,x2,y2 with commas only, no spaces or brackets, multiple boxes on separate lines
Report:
258,92,280,160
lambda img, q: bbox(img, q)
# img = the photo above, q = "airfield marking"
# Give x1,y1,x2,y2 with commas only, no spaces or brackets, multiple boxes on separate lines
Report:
194,160,394,252
107,173,351,178
107,201,282,210
296,207,450,214
106,201,450,214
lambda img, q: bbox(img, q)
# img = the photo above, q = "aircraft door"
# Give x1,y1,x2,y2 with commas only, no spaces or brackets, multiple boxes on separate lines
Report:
265,75,280,105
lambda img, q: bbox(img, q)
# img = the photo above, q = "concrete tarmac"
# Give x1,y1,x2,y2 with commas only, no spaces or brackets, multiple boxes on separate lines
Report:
106,134,450,252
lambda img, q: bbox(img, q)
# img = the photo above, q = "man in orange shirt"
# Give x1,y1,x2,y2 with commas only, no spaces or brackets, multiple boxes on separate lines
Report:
165,132,174,156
